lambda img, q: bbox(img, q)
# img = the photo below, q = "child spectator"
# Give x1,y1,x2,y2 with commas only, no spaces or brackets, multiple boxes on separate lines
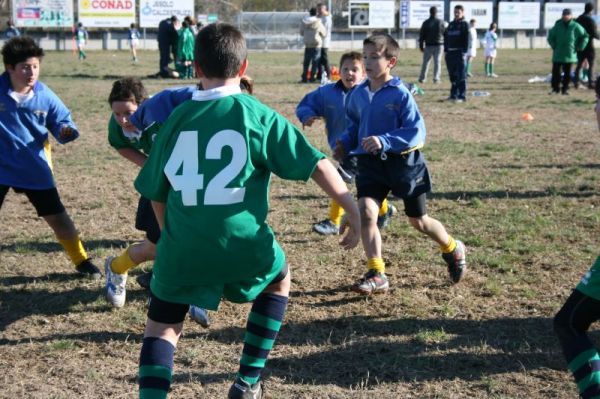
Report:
128,23,140,62
484,22,498,77
0,37,100,278
333,33,467,295
177,20,195,79
105,79,210,326
296,51,395,235
134,23,360,398
466,19,477,77
74,22,88,61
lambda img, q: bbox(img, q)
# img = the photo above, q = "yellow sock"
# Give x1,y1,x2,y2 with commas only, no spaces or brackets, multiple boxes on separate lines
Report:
329,200,345,226
58,237,88,266
367,257,385,273
378,199,389,217
440,235,457,254
111,246,138,274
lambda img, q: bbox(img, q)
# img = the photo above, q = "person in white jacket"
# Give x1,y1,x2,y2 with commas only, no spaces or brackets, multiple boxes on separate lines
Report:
300,7,326,83
317,3,333,81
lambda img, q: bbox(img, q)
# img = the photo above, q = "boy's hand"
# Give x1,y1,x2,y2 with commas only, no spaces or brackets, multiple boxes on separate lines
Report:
339,207,360,249
333,139,346,161
302,116,320,129
361,136,382,155
58,125,75,141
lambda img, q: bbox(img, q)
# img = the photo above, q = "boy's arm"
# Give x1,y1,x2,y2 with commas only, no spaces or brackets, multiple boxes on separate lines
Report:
46,94,80,144
117,148,147,167
311,158,360,249
296,88,324,128
151,201,165,230
369,92,426,154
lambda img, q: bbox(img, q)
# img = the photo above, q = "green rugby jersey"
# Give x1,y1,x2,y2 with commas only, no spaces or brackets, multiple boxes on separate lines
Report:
135,86,325,289
107,114,157,155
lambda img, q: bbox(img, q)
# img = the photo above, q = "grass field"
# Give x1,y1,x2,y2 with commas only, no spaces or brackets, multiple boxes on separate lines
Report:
0,48,598,398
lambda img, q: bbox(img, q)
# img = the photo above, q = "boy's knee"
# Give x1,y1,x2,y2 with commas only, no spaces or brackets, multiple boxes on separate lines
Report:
263,270,291,296
408,216,427,232
359,201,379,224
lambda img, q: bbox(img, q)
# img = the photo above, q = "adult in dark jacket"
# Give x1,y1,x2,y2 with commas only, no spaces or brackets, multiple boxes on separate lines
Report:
157,16,179,78
444,5,469,102
547,8,588,95
418,6,445,84
574,3,599,89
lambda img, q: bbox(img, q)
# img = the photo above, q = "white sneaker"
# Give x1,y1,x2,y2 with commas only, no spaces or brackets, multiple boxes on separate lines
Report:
105,256,127,308
189,305,211,328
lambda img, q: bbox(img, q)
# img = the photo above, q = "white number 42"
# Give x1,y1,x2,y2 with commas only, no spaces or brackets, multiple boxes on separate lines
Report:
164,130,247,206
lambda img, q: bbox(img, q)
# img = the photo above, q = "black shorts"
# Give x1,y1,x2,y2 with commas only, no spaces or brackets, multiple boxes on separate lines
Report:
147,263,289,324
135,196,161,244
0,185,66,216
355,151,431,218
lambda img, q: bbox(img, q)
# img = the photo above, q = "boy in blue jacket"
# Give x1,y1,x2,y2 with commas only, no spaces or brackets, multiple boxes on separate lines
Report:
0,37,100,278
296,51,395,235
334,33,467,295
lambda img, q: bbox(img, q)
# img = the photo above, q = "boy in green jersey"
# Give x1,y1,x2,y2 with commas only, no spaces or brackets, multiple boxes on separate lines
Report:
134,23,360,399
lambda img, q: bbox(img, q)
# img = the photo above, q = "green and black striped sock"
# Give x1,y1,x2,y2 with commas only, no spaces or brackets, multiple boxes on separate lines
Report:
237,293,288,385
139,337,175,399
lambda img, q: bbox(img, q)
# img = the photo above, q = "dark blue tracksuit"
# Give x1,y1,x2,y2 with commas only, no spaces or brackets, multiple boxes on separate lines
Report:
444,18,469,100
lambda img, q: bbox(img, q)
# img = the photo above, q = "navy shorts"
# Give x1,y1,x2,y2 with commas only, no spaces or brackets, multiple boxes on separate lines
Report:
0,185,66,216
356,151,431,218
147,264,289,324
135,196,161,244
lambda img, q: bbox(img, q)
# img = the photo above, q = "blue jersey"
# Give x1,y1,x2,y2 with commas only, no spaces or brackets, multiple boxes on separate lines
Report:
129,86,196,130
0,72,79,189
296,80,353,151
339,77,426,156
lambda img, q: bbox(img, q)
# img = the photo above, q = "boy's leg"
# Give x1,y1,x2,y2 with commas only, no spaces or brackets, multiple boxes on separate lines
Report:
352,197,389,295
313,200,342,235
231,269,290,397
139,294,187,399
554,289,600,397
24,187,99,278
301,49,311,82
551,62,561,93
0,185,9,210
404,194,466,283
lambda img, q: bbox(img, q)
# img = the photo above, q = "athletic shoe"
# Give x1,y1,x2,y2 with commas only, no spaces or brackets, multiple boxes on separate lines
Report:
136,271,152,289
490,73,498,78
312,219,339,235
418,79,425,83
189,306,211,328
104,256,127,308
75,259,101,280
228,377,263,399
351,270,389,295
467,72,473,77
442,240,467,283
377,203,397,229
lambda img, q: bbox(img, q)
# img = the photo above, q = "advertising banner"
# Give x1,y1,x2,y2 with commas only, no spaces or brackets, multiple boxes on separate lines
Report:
498,2,540,29
140,0,194,28
12,0,73,27
449,1,493,27
544,3,586,29
349,1,396,29
401,0,445,29
78,0,136,27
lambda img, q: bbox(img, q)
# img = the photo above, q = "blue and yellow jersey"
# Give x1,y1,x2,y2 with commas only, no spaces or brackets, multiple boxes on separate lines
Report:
295,80,354,151
339,77,426,156
0,72,79,189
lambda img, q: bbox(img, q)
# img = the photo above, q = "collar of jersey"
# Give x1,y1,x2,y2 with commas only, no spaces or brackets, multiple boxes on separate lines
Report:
192,85,242,101
360,76,402,92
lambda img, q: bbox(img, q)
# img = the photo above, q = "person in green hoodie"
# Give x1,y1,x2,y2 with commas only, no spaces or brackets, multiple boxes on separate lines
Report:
177,20,195,79
547,8,589,95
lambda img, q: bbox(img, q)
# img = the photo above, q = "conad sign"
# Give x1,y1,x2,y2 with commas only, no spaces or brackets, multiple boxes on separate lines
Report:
78,0,136,27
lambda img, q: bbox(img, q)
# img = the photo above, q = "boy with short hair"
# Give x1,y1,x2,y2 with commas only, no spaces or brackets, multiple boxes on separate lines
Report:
134,23,360,399
0,36,100,278
296,51,395,235
334,33,467,295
